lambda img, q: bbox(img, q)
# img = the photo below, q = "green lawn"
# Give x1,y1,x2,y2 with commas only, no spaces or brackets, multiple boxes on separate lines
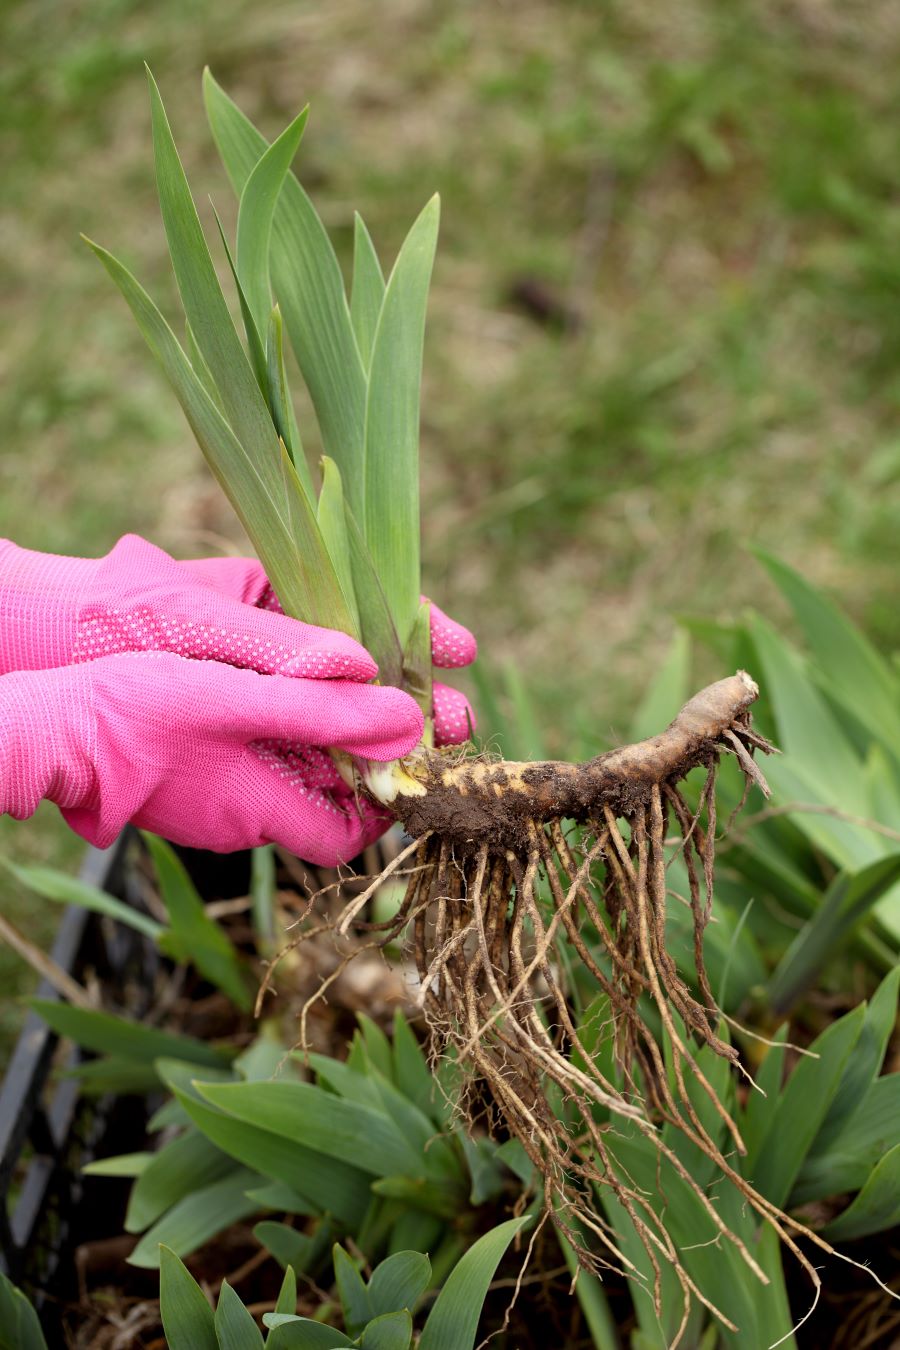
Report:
2,0,899,1033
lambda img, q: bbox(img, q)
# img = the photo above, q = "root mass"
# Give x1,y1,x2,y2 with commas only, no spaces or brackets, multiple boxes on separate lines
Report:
280,671,882,1340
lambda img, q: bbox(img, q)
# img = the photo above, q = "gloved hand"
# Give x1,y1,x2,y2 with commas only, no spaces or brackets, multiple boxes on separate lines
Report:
0,535,476,744
0,534,477,863
180,552,476,746
0,649,423,864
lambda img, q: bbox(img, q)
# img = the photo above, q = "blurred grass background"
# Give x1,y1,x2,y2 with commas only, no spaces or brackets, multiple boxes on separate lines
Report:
2,0,900,1041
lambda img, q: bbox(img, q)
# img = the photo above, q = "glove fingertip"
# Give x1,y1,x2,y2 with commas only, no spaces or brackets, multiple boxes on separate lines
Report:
341,686,425,762
426,598,478,669
433,681,476,747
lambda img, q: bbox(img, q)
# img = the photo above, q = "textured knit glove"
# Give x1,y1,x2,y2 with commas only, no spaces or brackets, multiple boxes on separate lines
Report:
0,534,477,862
0,651,423,864
180,551,477,746
0,535,477,744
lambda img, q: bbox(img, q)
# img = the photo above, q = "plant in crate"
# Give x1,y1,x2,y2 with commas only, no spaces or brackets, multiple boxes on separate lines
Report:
0,1222,528,1350
75,1004,534,1278
11,837,541,1343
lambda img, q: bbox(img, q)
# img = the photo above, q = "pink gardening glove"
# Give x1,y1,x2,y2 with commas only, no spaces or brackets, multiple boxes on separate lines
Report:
0,535,478,863
181,553,478,746
0,652,423,864
0,535,477,745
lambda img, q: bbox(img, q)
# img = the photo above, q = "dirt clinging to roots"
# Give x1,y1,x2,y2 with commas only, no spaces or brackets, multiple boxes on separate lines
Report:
280,672,887,1343
393,670,768,849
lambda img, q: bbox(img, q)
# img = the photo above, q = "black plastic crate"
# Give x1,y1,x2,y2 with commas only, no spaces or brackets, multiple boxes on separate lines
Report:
0,832,159,1337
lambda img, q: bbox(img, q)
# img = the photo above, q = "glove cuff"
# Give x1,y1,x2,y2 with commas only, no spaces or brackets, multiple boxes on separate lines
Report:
0,667,96,822
0,541,97,674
